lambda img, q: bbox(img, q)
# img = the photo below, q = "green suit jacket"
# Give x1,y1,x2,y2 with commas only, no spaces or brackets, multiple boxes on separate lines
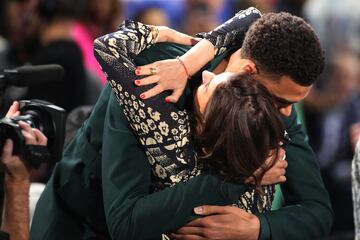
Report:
31,43,333,240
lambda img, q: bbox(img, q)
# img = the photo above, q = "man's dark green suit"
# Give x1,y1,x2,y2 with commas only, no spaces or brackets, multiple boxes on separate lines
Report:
30,43,333,240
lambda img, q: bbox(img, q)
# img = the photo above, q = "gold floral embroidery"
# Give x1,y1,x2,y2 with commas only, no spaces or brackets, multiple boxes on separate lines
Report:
158,121,169,136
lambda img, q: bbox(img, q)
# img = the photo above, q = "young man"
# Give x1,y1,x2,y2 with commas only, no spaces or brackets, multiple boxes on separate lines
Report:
31,11,333,240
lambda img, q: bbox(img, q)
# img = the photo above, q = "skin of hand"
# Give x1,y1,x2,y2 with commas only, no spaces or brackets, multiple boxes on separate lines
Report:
245,147,287,185
169,205,260,240
134,26,214,103
1,101,47,240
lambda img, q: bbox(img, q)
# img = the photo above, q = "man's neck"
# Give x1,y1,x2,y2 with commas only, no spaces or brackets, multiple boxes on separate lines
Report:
213,59,229,74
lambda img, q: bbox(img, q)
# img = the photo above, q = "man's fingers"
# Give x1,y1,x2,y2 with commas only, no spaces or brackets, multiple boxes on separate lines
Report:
33,129,48,146
5,101,20,118
135,75,159,86
283,160,288,169
278,175,287,183
2,139,13,159
276,159,288,169
140,84,164,100
176,226,205,235
194,205,234,216
165,89,183,103
21,130,36,145
170,233,206,240
277,147,286,160
18,121,47,145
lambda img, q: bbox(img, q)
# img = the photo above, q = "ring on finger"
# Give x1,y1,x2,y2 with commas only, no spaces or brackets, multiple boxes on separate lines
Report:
149,67,157,75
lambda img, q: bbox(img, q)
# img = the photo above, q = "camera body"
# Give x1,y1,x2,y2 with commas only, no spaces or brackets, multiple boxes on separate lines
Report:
0,100,66,168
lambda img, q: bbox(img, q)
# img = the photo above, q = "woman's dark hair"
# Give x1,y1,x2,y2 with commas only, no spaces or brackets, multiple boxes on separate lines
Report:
194,73,284,191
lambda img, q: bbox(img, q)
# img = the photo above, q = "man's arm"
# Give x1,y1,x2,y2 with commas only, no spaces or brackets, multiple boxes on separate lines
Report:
101,92,245,240
172,108,333,240
257,108,333,239
1,140,30,240
2,102,48,240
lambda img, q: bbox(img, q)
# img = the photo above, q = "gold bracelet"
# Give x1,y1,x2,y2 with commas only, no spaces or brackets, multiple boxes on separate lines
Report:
150,25,159,43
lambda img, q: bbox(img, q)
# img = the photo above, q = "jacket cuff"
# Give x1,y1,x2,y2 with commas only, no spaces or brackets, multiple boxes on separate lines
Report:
256,214,271,240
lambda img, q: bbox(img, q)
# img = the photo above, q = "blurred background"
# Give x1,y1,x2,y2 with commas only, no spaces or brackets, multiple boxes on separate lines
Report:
0,0,359,239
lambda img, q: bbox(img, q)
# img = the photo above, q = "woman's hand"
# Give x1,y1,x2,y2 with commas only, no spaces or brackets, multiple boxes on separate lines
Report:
135,26,215,103
134,26,200,103
245,148,287,185
134,58,189,103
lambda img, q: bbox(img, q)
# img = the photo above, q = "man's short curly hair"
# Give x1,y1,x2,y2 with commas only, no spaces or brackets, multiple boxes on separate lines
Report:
241,12,325,86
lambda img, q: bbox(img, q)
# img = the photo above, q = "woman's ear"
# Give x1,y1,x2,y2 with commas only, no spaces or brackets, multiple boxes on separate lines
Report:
202,70,216,84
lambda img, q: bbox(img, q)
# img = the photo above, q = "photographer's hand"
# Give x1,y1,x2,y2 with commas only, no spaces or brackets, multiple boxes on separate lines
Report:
5,101,20,118
1,102,47,240
1,139,30,240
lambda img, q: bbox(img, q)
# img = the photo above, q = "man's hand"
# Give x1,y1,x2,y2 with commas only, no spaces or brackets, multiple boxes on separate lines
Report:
2,101,48,181
5,101,20,118
246,147,287,185
170,205,260,240
1,101,48,240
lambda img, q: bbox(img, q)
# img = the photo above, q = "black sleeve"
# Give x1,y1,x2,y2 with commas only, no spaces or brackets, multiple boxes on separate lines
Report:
201,7,262,56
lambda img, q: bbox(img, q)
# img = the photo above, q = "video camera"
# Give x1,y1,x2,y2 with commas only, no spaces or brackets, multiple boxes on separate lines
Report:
0,65,66,168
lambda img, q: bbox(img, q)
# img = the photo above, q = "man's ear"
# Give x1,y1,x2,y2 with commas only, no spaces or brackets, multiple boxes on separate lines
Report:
243,62,257,74
202,70,216,84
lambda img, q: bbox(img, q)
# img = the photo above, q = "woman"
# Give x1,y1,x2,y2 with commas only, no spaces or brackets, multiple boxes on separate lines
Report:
94,10,284,213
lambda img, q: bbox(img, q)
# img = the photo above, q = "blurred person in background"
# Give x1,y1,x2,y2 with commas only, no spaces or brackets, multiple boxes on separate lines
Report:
304,50,360,238
353,139,360,240
26,0,87,114
182,1,219,36
23,0,87,183
275,0,306,17
303,0,360,237
0,0,41,69
0,101,47,240
123,0,232,29
0,0,41,116
72,0,122,86
133,6,170,26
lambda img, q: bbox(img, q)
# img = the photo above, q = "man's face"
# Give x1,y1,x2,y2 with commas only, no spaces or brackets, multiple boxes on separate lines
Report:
226,50,312,117
256,75,311,117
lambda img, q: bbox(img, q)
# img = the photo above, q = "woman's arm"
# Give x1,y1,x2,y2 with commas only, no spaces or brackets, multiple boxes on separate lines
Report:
94,20,204,188
136,7,262,102
200,7,262,56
